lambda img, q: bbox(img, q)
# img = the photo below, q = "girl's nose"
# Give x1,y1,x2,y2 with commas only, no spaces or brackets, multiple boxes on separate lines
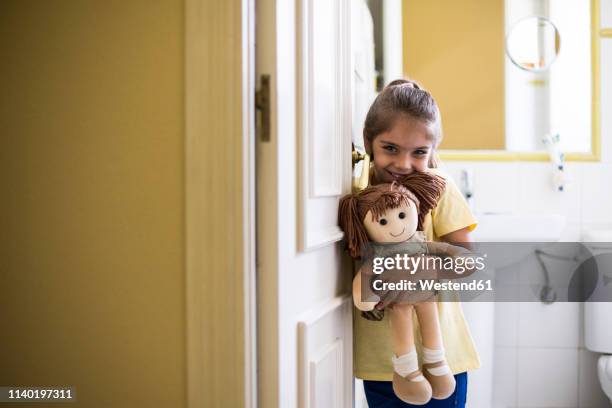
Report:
395,155,413,173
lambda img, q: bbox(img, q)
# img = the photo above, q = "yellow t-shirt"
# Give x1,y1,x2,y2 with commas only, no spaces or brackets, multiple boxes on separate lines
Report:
353,168,481,381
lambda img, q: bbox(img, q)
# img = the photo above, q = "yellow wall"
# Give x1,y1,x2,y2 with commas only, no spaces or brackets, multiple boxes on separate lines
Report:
403,0,505,150
0,1,186,407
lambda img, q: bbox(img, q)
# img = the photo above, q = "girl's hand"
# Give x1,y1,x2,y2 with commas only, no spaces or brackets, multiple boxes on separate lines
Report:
439,226,479,278
360,308,385,321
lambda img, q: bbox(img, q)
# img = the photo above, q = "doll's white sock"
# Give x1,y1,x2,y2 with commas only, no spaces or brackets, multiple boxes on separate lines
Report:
423,347,451,376
392,349,425,381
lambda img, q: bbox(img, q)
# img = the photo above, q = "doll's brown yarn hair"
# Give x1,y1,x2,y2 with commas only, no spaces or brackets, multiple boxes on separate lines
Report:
338,172,446,258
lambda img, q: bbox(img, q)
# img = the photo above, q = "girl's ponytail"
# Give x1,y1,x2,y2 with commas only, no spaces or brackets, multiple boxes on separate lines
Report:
384,78,422,90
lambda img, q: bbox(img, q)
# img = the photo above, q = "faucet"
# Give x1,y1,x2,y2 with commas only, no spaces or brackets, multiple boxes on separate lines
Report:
460,169,474,210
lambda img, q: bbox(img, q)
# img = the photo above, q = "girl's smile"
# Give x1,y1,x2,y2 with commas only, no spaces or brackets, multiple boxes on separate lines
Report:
366,116,434,184
385,169,413,180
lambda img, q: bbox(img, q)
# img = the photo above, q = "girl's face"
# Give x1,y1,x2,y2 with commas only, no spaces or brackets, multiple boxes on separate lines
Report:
366,115,434,184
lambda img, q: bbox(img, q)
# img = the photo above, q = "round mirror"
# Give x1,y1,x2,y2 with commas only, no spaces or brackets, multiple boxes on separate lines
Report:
506,17,561,72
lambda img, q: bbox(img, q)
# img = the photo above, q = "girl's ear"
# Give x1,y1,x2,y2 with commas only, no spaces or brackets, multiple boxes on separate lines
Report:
427,151,439,168
338,194,369,258
401,172,446,216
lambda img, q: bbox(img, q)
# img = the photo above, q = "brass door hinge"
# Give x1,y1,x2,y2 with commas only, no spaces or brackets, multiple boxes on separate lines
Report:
255,75,271,142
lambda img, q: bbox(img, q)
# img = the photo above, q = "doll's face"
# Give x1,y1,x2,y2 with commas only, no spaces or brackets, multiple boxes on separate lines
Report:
363,201,418,243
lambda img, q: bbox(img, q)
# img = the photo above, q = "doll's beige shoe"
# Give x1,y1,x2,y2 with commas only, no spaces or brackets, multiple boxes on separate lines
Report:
422,361,456,400
392,370,432,405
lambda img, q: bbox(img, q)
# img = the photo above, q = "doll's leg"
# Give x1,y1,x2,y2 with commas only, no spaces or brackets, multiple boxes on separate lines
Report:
414,301,456,400
388,304,432,405
388,303,415,356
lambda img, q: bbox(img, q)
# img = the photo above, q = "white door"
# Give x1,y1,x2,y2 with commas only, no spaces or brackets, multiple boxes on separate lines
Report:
256,1,375,407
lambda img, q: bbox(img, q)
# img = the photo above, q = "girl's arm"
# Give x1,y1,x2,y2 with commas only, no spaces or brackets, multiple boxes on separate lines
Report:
438,226,479,278
440,226,474,248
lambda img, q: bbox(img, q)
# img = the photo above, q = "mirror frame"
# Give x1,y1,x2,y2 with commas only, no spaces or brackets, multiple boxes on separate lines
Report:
505,16,561,73
433,0,603,162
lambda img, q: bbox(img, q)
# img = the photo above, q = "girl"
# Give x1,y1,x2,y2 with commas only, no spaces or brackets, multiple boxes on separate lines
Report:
354,79,480,407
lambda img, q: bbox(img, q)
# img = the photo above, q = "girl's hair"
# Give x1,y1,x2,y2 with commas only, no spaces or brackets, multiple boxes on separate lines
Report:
338,172,446,258
363,78,442,168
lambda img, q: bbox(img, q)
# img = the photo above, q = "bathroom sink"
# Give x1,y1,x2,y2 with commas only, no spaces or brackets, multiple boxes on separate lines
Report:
472,213,566,242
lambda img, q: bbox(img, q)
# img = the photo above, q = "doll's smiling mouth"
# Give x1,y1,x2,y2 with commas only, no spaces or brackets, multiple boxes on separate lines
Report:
390,227,405,237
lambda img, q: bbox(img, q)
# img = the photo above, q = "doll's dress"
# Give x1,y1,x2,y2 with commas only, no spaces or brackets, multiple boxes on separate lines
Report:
365,231,437,303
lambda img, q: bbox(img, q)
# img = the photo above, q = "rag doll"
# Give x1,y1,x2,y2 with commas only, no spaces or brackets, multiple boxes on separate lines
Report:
338,172,470,405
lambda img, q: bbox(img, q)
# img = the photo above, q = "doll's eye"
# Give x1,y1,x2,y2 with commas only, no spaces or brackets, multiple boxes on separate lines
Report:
398,212,406,219
379,218,388,226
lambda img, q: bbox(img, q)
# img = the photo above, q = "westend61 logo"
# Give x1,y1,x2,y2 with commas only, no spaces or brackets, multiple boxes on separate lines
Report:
371,253,487,275
367,253,493,294
361,243,612,302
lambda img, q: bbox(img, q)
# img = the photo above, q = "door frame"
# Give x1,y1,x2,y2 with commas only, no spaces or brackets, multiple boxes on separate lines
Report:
185,0,257,407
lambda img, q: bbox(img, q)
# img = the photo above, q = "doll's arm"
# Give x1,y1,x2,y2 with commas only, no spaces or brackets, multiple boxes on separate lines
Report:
353,264,379,311
426,241,470,257
426,241,479,279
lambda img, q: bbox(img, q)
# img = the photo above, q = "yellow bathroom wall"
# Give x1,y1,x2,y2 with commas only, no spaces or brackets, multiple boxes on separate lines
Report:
403,0,505,150
0,1,186,406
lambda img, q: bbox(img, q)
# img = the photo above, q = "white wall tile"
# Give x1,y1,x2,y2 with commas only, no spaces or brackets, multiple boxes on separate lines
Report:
438,161,471,187
578,348,612,407
600,40,612,163
493,346,518,408
517,163,582,223
517,302,580,348
559,222,583,242
517,348,579,407
582,163,612,225
579,302,586,349
602,0,612,30
496,259,521,285
438,162,522,214
515,244,582,289
466,162,520,215
495,302,519,347
471,11,612,407
581,222,612,240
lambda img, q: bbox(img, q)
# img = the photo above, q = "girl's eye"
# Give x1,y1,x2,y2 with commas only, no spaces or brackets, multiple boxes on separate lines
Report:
413,149,428,156
379,218,388,226
398,212,406,219
383,145,398,153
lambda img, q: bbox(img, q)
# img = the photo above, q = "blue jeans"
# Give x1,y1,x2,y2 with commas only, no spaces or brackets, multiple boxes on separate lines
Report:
363,372,468,408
